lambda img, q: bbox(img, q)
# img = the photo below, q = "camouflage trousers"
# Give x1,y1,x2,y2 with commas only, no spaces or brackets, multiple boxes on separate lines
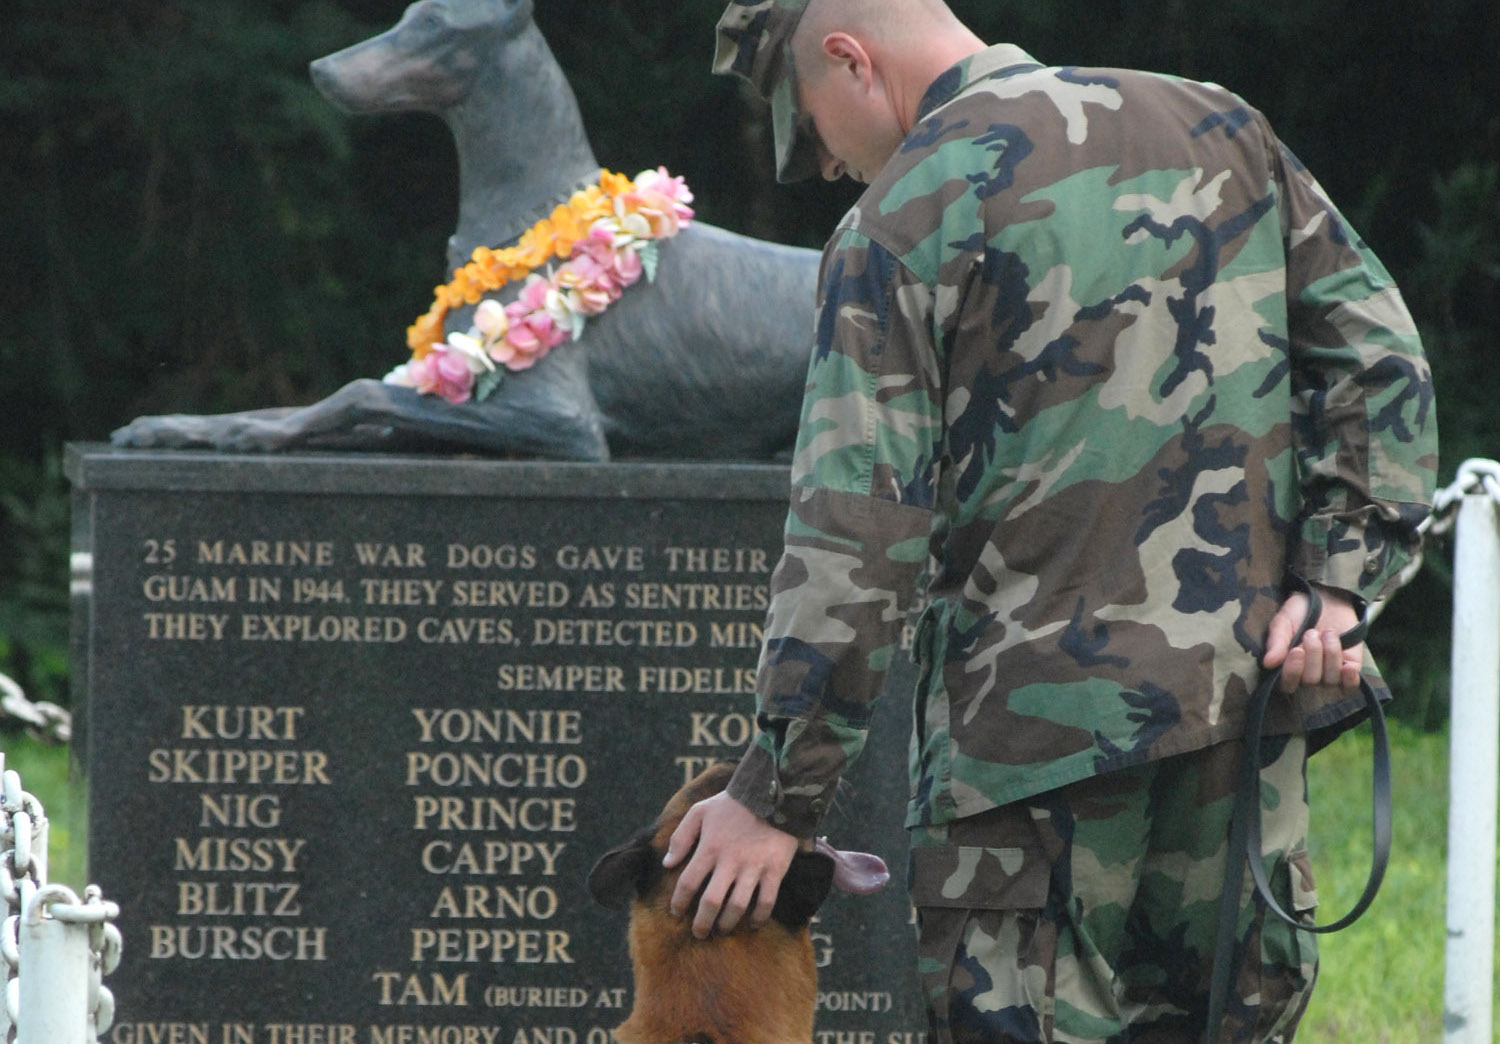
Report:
909,735,1317,1043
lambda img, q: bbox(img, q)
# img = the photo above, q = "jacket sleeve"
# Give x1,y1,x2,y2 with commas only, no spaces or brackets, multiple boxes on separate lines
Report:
727,228,941,838
1275,131,1438,603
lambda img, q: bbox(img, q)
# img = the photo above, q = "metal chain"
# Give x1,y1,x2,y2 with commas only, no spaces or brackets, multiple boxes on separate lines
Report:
0,673,71,745
1425,458,1500,540
0,755,121,1042
1371,458,1500,620
1,766,42,1044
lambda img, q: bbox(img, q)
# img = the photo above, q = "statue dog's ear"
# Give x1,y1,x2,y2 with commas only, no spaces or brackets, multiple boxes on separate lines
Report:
588,829,662,910
497,0,536,36
769,850,836,929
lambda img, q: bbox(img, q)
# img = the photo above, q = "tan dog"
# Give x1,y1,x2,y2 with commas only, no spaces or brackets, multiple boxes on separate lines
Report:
588,762,888,1044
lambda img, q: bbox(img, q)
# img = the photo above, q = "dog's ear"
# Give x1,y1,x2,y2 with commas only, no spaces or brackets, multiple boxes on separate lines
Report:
770,850,836,928
588,829,662,910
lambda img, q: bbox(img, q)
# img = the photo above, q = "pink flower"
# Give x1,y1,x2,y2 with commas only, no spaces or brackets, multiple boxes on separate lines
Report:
398,345,477,403
584,220,631,252
611,244,645,285
636,166,695,211
509,274,555,314
609,169,696,243
495,318,551,368
579,225,645,285
617,193,677,238
495,277,570,370
621,167,694,238
557,254,621,315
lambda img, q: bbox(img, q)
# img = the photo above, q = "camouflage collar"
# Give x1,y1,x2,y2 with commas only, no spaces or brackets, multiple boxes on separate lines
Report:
915,44,1043,122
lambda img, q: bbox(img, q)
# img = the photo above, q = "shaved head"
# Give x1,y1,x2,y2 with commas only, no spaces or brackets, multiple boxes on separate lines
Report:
791,0,969,80
780,0,985,182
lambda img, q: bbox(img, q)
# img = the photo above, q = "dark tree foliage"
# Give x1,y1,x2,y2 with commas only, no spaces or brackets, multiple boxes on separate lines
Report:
0,0,1495,719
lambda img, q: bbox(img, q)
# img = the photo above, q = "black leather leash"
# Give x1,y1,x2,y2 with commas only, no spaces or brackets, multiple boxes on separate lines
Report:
1203,577,1392,1042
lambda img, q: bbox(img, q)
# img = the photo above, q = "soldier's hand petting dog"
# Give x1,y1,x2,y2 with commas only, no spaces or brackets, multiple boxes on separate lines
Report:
663,791,800,939
1262,584,1365,693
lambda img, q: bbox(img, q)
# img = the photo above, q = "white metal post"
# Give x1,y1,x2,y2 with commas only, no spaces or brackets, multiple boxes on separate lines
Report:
1444,492,1500,1044
17,887,92,1044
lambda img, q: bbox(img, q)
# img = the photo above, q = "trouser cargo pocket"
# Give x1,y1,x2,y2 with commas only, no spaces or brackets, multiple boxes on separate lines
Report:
1251,845,1319,1040
910,828,1054,1044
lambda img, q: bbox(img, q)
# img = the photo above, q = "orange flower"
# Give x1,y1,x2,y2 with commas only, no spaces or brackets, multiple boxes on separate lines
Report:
513,229,551,269
599,170,633,196
407,308,445,355
549,203,589,249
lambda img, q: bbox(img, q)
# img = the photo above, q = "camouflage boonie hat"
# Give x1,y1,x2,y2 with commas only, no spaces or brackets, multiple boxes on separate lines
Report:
714,0,821,183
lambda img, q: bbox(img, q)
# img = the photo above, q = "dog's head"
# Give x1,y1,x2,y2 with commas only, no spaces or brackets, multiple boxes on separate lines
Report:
588,761,887,929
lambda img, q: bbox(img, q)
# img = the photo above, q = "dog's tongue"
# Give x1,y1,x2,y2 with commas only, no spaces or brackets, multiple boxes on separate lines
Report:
815,837,890,894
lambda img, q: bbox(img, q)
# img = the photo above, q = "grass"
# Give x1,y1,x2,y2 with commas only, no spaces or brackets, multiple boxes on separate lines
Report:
0,723,1486,1037
1301,722,1469,1040
0,731,85,889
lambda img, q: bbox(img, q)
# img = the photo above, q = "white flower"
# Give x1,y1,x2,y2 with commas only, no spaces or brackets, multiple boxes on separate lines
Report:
383,363,416,387
473,299,509,346
619,211,652,239
445,332,497,373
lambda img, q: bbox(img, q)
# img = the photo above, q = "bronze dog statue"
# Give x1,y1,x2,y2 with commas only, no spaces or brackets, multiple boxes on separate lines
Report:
112,0,819,461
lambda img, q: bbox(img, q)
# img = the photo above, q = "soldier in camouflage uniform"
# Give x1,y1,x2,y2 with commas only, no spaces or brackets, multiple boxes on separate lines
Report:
664,1,1437,1040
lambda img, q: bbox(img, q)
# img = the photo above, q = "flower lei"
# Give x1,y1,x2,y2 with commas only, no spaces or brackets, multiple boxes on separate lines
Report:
385,168,695,404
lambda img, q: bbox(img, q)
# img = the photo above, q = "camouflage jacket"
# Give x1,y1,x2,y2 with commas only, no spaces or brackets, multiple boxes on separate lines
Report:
727,45,1437,838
